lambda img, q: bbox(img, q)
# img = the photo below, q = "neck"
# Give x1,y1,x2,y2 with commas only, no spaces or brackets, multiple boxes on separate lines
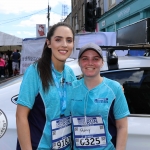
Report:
84,75,103,90
52,58,65,72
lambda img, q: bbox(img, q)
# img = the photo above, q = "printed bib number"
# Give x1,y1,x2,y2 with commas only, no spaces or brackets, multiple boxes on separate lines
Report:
76,136,106,147
53,136,71,149
72,116,107,148
51,116,72,149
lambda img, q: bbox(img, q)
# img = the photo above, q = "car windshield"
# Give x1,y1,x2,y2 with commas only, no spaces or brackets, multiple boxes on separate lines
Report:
101,68,150,115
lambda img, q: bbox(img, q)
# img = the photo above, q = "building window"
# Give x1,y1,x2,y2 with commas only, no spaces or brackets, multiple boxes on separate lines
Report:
78,8,81,30
72,0,75,7
72,17,74,29
109,0,116,8
98,0,101,7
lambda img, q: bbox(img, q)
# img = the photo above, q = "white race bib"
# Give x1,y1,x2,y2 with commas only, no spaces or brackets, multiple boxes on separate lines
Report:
51,116,72,149
72,116,107,149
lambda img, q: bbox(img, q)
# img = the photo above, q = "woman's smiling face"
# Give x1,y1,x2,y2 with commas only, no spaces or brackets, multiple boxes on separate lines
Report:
79,50,103,78
47,26,74,63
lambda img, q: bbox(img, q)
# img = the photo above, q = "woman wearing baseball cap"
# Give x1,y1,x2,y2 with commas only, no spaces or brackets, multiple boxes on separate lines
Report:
69,43,130,150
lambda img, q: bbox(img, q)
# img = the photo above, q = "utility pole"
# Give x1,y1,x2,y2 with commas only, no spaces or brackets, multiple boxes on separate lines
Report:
47,0,51,32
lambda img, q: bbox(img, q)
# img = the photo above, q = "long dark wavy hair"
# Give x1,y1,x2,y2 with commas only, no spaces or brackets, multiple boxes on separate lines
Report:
37,22,75,92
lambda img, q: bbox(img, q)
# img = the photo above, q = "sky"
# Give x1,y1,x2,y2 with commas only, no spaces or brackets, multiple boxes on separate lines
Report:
0,0,71,39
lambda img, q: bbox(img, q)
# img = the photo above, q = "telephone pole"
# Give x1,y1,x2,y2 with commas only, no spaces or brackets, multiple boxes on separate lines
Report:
47,0,51,31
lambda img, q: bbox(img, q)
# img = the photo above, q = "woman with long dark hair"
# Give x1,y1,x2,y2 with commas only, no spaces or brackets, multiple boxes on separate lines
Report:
16,22,76,150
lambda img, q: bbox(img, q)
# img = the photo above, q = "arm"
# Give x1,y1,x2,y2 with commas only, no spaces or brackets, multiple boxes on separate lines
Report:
16,104,32,150
16,64,39,149
115,117,128,150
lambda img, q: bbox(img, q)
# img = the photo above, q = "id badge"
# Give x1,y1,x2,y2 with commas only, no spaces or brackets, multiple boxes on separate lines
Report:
51,116,72,149
72,116,107,149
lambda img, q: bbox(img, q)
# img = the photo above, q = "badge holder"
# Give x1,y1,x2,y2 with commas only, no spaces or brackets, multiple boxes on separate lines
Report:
72,116,107,149
51,116,72,149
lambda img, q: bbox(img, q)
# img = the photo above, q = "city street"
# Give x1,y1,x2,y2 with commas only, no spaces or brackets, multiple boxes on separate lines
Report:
0,0,150,150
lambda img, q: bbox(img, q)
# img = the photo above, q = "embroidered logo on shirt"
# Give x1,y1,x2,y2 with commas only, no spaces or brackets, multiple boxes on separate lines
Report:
94,98,108,103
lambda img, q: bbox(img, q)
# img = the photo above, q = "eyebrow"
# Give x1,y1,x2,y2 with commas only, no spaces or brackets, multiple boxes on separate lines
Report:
54,36,73,39
81,56,101,58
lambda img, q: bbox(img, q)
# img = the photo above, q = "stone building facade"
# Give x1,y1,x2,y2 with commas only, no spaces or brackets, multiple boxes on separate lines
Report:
64,0,104,33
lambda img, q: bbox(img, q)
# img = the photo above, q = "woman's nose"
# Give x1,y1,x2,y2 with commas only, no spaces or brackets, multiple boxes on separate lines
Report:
87,59,93,65
62,40,67,47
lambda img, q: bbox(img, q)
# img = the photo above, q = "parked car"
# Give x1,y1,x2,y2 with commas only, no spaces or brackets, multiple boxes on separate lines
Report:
0,47,150,150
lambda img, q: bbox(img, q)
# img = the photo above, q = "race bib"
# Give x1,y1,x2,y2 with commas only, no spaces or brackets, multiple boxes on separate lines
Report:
51,116,72,149
72,116,107,149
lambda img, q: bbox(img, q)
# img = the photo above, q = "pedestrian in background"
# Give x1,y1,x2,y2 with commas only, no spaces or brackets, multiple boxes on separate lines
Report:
69,43,130,150
16,22,76,150
11,49,20,76
0,53,5,78
2,52,9,61
17,49,21,69
2,52,9,77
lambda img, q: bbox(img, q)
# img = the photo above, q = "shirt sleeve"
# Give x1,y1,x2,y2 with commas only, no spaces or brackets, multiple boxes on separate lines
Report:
113,84,130,120
17,64,40,109
70,68,77,81
66,64,77,81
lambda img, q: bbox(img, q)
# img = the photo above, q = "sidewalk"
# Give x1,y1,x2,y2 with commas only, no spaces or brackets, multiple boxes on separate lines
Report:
0,76,9,82
0,75,14,82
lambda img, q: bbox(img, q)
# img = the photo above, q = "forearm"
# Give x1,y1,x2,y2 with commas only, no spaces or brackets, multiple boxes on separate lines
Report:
16,105,32,150
116,127,128,150
16,116,32,150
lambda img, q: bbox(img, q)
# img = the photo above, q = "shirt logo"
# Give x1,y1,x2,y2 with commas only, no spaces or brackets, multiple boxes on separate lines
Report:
94,98,108,103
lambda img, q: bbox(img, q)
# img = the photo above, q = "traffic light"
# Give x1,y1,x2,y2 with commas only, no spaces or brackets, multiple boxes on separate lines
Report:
85,0,97,32
96,7,101,18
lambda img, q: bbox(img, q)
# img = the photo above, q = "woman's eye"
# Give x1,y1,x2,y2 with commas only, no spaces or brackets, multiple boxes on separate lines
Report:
82,58,87,60
93,57,99,61
67,39,72,43
56,39,61,42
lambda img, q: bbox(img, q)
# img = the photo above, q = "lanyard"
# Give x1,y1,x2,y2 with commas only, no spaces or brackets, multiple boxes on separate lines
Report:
52,64,67,116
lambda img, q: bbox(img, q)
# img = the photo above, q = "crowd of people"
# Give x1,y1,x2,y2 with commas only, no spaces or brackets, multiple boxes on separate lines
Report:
0,49,20,78
16,22,130,150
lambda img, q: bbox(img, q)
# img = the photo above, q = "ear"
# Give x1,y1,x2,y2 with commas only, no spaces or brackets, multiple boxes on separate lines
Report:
78,59,81,67
46,39,51,48
101,61,104,68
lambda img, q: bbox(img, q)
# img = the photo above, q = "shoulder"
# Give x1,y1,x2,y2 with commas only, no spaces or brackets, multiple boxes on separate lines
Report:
72,79,82,88
64,64,76,80
24,63,38,76
21,63,40,87
103,77,121,92
65,65,73,72
104,77,120,86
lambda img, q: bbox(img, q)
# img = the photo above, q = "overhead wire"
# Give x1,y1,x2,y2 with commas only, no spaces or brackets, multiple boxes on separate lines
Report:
0,8,62,26
0,8,47,25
